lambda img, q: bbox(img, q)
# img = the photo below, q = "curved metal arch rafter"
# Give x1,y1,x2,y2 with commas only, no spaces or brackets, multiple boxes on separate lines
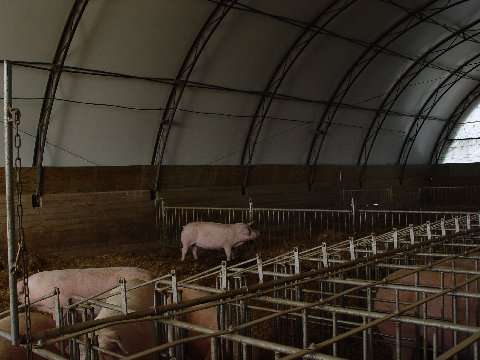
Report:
305,0,472,189
239,0,359,194
357,17,480,185
430,83,480,164
151,0,238,194
397,50,480,181
32,0,90,207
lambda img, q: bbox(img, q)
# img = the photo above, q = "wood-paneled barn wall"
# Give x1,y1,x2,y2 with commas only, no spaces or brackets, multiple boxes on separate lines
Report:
0,164,478,255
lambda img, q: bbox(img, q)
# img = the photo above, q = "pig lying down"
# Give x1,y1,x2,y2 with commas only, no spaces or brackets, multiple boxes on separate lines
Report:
181,222,260,261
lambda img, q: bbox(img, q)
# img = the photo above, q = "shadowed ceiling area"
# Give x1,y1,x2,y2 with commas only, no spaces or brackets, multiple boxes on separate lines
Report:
1,0,480,177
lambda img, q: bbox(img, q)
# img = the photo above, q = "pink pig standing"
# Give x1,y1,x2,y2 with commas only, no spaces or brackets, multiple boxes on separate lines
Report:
181,222,260,261
17,267,153,315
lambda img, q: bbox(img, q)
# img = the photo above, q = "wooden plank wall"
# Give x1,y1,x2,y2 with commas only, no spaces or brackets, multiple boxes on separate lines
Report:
0,164,477,255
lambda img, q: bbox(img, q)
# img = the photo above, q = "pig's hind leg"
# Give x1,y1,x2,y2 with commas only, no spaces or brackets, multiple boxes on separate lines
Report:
224,246,232,261
181,245,190,261
192,245,198,260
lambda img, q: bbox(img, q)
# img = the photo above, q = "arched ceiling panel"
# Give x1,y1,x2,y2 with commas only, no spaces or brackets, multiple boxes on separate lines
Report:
163,88,257,165
325,0,401,43
252,0,333,23
318,108,373,165
339,54,407,107
0,1,72,62
46,73,169,166
189,5,301,90
248,100,319,164
405,119,445,164
278,35,364,100
390,67,448,114
65,0,213,77
429,79,479,118
368,116,412,164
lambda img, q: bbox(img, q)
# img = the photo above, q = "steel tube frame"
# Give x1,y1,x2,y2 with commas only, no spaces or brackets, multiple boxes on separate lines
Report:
239,0,358,193
31,225,476,338
33,231,460,344
121,318,342,360
357,18,480,184
436,329,480,360
256,296,480,334
397,50,480,181
151,0,237,194
3,60,19,345
305,0,466,188
133,237,480,359
32,0,89,207
278,273,480,360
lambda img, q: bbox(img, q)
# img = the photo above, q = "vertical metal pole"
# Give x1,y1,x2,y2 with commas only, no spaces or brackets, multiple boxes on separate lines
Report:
367,287,373,358
302,309,308,349
119,278,128,315
256,254,264,284
395,289,401,360
4,60,19,346
332,312,337,357
351,197,356,233
362,316,367,360
211,337,219,360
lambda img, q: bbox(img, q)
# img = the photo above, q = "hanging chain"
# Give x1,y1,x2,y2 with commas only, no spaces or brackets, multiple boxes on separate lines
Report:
10,107,32,358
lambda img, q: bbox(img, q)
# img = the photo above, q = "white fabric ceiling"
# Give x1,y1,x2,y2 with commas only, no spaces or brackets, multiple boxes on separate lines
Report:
1,0,480,167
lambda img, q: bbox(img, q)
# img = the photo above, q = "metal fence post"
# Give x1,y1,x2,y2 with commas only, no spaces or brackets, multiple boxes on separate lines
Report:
248,197,253,223
351,197,356,233
4,60,19,345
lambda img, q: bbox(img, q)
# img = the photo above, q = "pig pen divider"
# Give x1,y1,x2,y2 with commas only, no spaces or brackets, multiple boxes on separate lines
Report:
156,198,354,248
156,197,478,248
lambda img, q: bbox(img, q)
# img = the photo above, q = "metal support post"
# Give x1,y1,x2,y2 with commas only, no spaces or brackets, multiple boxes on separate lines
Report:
248,198,253,223
351,197,356,233
349,238,356,261
211,337,219,360
119,278,128,314
371,235,377,255
393,228,398,249
256,254,264,284
321,243,328,268
3,60,19,345
409,224,415,245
